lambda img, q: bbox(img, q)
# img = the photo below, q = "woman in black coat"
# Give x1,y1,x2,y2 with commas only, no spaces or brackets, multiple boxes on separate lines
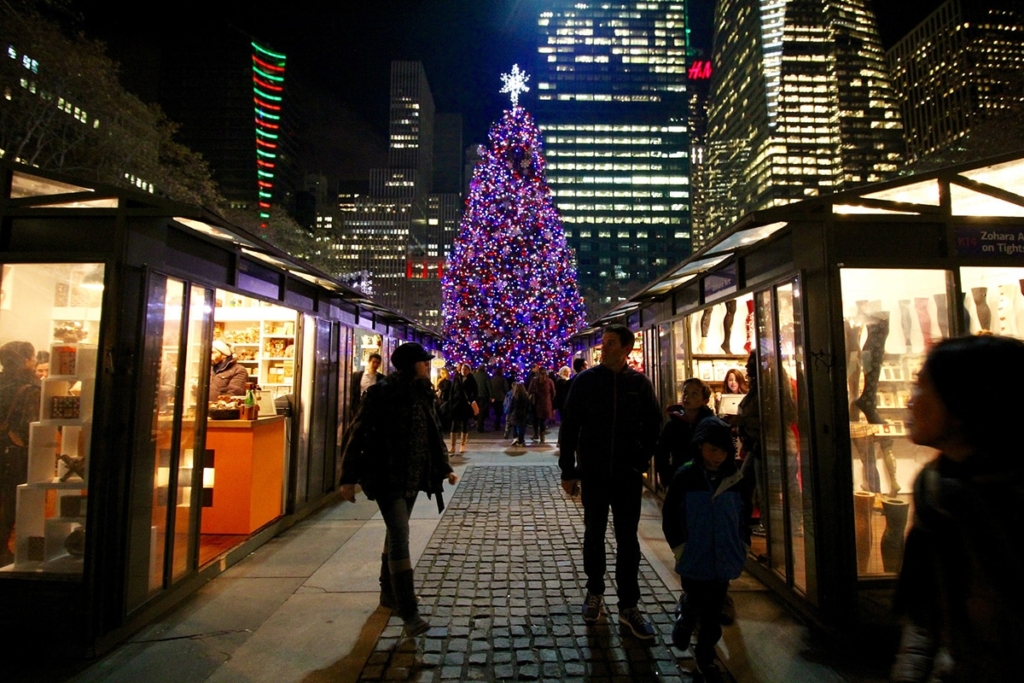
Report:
449,363,478,454
339,343,458,637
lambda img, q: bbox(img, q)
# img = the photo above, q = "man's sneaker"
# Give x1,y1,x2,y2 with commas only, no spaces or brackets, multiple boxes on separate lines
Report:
618,606,656,641
695,660,726,683
402,614,430,637
582,592,604,622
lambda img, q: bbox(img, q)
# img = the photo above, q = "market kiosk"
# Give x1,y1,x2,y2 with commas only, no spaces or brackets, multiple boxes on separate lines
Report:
0,162,440,656
572,151,1024,631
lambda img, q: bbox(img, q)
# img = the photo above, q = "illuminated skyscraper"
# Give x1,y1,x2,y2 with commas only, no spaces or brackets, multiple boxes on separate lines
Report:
320,62,460,327
706,0,904,238
532,1,692,312
887,0,1024,164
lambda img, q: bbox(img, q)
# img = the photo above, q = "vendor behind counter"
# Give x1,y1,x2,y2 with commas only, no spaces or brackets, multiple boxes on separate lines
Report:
209,339,249,402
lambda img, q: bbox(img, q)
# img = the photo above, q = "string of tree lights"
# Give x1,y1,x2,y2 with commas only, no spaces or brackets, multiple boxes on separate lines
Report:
442,68,585,380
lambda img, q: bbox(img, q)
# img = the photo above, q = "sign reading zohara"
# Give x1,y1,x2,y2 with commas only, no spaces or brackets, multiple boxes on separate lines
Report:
954,226,1024,258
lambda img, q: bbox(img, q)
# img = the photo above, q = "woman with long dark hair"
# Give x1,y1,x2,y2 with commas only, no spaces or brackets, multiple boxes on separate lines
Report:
339,343,458,637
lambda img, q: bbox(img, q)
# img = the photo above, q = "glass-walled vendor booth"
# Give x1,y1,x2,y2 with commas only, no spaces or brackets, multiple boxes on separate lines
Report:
0,163,440,656
572,151,1024,631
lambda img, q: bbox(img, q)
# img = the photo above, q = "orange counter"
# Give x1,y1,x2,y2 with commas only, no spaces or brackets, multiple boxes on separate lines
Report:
202,415,285,535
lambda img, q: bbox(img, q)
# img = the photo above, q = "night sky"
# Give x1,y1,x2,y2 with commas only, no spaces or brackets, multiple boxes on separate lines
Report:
74,0,949,182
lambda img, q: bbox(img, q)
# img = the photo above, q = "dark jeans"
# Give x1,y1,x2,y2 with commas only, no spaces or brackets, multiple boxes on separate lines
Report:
377,494,418,567
580,472,643,608
679,578,730,667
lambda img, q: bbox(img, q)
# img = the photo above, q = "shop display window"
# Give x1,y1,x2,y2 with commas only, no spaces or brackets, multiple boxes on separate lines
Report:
213,291,298,400
959,267,1024,339
677,294,754,403
840,268,949,578
0,263,103,575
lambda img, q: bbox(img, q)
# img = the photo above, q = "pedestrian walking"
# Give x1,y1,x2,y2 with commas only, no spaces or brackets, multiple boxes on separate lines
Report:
472,365,492,432
662,416,752,682
339,343,458,637
559,325,663,640
449,363,478,454
528,367,555,443
890,335,1024,683
506,382,531,447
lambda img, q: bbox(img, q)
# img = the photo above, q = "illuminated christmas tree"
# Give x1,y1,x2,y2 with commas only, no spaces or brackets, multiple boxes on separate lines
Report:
442,66,585,380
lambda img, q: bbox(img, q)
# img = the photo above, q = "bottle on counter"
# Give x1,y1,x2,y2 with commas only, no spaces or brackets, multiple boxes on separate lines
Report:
244,383,257,420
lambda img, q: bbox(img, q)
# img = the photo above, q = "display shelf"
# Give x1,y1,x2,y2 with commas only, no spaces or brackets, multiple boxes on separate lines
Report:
213,308,296,395
11,338,97,573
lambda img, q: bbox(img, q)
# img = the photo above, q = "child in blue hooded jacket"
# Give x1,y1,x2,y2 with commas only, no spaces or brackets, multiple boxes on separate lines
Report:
662,416,752,681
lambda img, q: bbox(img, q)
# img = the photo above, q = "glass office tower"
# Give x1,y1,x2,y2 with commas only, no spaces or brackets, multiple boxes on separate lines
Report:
887,0,1024,164
532,1,692,313
706,0,904,239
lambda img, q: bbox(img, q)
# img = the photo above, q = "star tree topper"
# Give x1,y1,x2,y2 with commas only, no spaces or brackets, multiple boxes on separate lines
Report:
500,64,530,107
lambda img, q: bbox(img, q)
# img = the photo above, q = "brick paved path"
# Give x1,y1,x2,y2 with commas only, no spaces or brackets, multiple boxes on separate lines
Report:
355,464,705,682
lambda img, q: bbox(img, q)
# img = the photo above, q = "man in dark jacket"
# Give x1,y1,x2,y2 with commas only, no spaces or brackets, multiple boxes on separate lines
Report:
559,325,662,641
349,352,382,419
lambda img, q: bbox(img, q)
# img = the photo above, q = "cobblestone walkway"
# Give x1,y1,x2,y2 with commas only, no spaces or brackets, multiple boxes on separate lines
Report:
355,464,704,682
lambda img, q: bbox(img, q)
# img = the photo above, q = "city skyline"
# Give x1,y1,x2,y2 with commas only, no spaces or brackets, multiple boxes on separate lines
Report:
74,1,950,182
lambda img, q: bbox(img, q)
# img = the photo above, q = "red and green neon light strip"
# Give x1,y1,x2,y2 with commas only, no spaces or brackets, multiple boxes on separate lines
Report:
252,41,286,228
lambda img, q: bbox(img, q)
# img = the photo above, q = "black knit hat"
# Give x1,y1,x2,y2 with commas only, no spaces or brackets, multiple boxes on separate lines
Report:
391,342,434,371
691,416,736,458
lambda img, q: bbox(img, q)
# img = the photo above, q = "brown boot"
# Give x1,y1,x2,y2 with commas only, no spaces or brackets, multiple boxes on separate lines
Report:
391,564,430,637
378,553,396,610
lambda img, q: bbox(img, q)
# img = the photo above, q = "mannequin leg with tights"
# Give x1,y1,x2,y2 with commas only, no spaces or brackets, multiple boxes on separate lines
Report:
721,301,737,355
852,434,881,493
914,298,932,348
972,287,991,331
698,308,713,353
744,299,755,353
845,319,863,416
879,437,900,496
897,300,913,352
854,313,889,424
933,293,948,339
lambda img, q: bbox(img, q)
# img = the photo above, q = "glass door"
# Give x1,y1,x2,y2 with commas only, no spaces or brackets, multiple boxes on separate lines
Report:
126,273,212,612
753,277,815,595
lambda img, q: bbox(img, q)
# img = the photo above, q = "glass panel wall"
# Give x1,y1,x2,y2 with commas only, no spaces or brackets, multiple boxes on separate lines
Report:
776,281,814,595
755,290,788,580
170,286,212,581
0,263,103,575
839,269,949,578
127,275,185,610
